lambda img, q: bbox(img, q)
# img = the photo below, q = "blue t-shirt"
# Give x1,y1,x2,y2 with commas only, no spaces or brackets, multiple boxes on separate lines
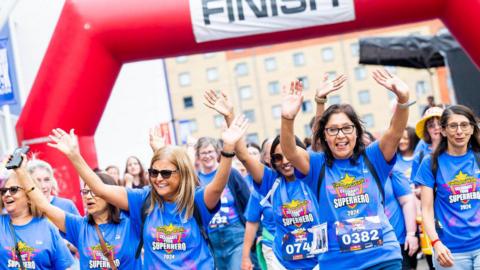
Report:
414,150,480,253
64,212,141,269
127,186,219,270
0,215,74,270
198,170,239,231
255,166,320,270
395,154,414,184
297,142,401,269
245,174,255,193
51,196,80,239
384,169,412,244
411,141,432,184
244,190,275,247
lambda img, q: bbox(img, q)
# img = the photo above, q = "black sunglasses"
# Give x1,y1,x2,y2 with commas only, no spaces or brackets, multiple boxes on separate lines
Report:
271,153,284,164
80,189,95,197
0,186,25,196
148,168,178,179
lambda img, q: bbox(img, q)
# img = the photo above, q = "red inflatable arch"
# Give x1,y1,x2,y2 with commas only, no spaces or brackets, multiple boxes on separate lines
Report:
15,0,480,211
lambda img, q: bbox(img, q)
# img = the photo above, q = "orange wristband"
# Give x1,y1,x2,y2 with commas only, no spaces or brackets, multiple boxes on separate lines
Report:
431,239,441,247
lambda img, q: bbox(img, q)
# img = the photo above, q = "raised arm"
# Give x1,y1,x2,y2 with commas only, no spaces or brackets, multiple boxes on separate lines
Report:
203,90,265,184
13,157,67,232
372,69,410,162
204,115,249,210
48,128,129,211
149,125,166,153
314,73,347,124
280,81,310,175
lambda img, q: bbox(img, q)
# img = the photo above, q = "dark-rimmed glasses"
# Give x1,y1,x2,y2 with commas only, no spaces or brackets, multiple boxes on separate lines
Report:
325,125,355,136
80,189,95,197
444,122,473,132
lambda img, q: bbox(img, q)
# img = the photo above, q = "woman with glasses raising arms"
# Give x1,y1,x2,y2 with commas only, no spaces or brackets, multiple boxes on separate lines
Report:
280,69,411,269
414,105,480,269
13,158,141,270
46,116,248,269
0,167,74,269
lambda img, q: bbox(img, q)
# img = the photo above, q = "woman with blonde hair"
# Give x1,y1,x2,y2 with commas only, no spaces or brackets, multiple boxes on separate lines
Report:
0,169,74,269
47,115,248,269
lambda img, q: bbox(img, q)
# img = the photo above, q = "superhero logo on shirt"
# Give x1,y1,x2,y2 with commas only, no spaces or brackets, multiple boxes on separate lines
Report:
332,174,370,209
281,200,314,227
447,171,479,205
152,223,186,257
6,241,37,269
88,243,120,269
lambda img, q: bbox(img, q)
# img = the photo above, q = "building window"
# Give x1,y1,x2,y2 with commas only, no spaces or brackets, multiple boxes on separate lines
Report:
268,81,280,95
264,57,277,71
358,90,371,104
176,56,188,63
206,67,219,82
354,66,367,81
179,72,191,86
203,53,215,59
302,100,313,113
235,62,248,76
416,80,429,95
293,52,306,66
322,47,334,62
362,114,374,128
214,115,224,128
239,86,252,100
350,43,359,57
327,71,337,80
246,133,259,144
385,66,397,74
272,105,282,119
243,110,256,122
329,95,341,105
183,96,194,109
298,76,309,89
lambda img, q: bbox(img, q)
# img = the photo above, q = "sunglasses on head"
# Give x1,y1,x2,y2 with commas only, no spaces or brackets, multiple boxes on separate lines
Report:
148,168,178,179
271,153,285,164
0,186,24,196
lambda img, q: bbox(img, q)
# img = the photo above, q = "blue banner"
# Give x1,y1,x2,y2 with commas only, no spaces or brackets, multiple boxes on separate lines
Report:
0,38,16,106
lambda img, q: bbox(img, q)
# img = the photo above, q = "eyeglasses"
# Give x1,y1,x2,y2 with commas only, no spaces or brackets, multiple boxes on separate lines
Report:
444,122,473,132
271,153,284,164
0,186,25,196
198,150,216,157
148,168,178,179
325,125,355,136
80,189,95,197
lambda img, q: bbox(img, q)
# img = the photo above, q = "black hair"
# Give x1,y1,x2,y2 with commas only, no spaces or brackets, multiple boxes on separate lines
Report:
87,173,121,225
270,135,306,172
246,142,261,153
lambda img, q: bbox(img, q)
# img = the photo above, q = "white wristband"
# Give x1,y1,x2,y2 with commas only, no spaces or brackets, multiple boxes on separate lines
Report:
397,100,416,109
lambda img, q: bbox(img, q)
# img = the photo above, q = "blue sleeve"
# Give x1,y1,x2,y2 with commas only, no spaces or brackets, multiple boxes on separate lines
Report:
414,156,435,188
410,152,422,184
64,213,85,247
194,187,220,227
365,141,396,184
391,170,412,198
294,151,326,192
50,224,74,270
253,166,279,196
126,186,151,228
244,192,262,223
67,201,80,216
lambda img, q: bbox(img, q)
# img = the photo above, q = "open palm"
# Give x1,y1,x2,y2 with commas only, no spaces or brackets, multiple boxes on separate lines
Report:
149,125,166,151
203,89,233,118
316,73,347,98
281,81,304,119
222,115,248,146
47,128,80,157
372,69,410,102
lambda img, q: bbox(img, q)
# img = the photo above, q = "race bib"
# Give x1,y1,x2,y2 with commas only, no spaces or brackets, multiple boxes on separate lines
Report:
335,216,383,252
281,223,328,261
209,206,229,228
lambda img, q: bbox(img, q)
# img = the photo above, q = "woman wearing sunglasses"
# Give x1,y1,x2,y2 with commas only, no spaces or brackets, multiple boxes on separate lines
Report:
204,90,321,270
0,170,74,269
13,159,141,270
47,116,247,269
280,69,411,269
414,105,480,269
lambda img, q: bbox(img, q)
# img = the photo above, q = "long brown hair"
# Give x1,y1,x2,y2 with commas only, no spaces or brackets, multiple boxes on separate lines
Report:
124,156,148,187
87,173,121,225
148,146,200,220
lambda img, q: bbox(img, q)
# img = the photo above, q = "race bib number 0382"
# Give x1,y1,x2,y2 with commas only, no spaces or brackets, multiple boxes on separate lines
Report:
335,216,383,252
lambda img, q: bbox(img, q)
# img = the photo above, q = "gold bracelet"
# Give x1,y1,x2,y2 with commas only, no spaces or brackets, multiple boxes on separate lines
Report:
315,95,328,104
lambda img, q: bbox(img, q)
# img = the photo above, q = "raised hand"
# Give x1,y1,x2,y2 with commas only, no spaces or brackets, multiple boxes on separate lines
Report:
47,128,80,157
221,115,249,147
149,125,166,152
281,80,304,120
316,73,347,98
203,89,234,118
372,69,410,103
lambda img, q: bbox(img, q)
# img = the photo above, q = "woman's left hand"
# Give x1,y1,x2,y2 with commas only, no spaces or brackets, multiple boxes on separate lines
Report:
372,69,410,103
404,234,419,256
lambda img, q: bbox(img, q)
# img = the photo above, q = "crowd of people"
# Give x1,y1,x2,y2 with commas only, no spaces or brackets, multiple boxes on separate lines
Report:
1,69,479,270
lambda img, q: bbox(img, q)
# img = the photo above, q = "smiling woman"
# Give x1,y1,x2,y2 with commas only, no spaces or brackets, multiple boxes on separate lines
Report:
0,170,74,269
